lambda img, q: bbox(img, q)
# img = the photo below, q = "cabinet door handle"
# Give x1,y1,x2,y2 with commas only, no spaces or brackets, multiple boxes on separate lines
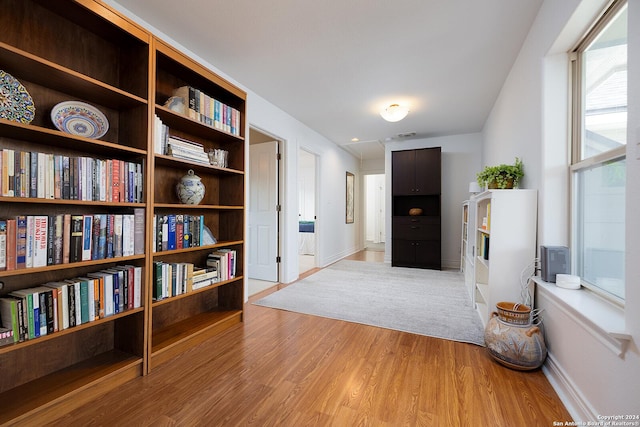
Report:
410,226,419,229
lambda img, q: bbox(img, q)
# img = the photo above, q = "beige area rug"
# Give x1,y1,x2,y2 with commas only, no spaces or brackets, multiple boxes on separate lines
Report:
254,260,485,346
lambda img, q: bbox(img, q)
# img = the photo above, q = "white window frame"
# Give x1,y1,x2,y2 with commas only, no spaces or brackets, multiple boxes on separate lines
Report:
569,0,627,305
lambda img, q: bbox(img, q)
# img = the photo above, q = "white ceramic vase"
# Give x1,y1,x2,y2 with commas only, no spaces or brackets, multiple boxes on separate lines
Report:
176,169,205,205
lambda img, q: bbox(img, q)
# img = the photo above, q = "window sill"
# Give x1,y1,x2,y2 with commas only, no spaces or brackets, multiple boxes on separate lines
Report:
532,276,631,357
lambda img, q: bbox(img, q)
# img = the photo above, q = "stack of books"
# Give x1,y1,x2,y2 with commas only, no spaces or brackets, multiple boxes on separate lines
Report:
152,261,220,300
166,136,210,165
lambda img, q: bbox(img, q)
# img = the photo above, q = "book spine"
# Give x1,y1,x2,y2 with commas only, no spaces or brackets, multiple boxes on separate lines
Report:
47,215,55,265
16,215,27,269
25,215,34,268
69,215,84,263
114,214,123,258
6,219,16,271
62,214,71,264
0,220,6,271
82,215,93,261
134,208,145,255
33,216,48,268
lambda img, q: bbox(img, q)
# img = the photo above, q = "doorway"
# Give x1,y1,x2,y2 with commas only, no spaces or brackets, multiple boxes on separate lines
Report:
248,127,281,296
298,148,317,273
364,174,385,252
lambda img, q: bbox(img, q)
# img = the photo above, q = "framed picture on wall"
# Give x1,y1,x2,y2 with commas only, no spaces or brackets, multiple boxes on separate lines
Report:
346,171,354,224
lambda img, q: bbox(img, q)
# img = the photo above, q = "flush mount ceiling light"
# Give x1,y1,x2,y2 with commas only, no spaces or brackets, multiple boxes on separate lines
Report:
380,103,409,122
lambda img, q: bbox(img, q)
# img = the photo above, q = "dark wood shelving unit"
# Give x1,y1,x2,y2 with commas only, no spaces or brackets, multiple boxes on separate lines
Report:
391,147,442,270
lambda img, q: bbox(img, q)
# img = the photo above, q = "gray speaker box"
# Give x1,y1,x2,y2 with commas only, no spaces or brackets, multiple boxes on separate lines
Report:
540,246,570,283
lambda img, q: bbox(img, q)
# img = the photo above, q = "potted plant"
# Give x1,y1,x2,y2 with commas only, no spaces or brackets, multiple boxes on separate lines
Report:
477,157,524,189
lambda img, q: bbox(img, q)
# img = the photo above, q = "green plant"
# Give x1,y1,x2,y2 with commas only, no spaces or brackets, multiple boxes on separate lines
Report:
476,157,524,189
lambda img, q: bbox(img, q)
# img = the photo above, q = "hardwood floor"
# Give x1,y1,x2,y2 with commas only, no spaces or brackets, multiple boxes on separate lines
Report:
46,251,571,426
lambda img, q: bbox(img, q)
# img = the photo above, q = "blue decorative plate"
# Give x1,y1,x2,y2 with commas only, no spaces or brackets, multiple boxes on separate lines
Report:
51,101,109,139
0,70,36,124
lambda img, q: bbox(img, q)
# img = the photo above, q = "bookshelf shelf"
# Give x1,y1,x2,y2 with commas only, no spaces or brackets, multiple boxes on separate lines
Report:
152,276,243,307
150,309,242,368
0,120,148,158
0,42,148,109
0,349,142,425
0,307,144,355
155,106,244,143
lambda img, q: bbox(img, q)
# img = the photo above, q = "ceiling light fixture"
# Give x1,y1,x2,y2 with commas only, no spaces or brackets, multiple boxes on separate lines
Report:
380,103,409,122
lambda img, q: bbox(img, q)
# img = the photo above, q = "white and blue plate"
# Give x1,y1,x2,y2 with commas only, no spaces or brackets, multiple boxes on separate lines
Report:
51,100,109,139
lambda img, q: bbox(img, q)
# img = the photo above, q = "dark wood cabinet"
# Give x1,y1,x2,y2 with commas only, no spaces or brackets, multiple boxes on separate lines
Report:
392,147,441,195
391,147,441,269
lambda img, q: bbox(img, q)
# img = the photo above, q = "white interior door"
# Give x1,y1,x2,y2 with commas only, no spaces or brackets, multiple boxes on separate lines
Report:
248,141,279,281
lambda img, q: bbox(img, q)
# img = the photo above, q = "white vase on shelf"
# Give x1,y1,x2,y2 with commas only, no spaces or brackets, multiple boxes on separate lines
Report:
176,169,205,205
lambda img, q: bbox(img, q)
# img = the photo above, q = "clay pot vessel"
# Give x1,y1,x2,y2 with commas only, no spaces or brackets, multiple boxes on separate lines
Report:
408,208,423,216
484,312,547,370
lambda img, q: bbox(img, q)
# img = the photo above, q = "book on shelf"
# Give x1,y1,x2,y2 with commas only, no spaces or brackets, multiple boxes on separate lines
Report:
0,327,14,347
153,214,211,252
0,219,6,270
0,148,144,202
0,297,21,343
171,85,241,136
0,212,144,268
153,261,221,300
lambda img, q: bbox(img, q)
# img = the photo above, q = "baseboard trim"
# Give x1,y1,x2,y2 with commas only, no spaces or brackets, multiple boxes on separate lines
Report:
543,353,597,422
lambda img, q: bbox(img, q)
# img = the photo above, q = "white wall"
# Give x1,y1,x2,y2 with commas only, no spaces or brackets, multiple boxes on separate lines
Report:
105,1,361,286
384,133,483,269
483,0,640,419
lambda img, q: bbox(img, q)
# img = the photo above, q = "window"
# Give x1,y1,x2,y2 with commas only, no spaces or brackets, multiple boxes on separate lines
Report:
571,0,627,302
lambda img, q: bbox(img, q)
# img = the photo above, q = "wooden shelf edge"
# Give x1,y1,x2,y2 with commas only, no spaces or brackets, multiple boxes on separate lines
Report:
152,240,243,257
153,203,244,210
0,350,142,425
0,119,147,156
152,276,244,307
155,106,244,142
0,254,146,279
154,154,244,175
150,310,242,369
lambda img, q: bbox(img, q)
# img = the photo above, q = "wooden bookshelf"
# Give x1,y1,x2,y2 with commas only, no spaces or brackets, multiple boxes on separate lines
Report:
148,39,246,370
0,0,246,423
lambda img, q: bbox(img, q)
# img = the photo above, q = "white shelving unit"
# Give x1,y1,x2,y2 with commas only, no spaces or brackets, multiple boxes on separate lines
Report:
472,190,537,326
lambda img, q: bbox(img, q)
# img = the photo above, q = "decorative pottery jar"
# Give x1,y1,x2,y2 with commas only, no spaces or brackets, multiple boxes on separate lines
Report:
409,208,423,216
484,312,547,371
176,169,205,205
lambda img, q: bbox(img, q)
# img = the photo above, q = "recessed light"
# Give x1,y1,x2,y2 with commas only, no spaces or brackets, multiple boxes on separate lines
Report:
351,137,359,142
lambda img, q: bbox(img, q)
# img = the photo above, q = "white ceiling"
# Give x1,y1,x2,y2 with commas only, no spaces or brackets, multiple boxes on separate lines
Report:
112,0,542,160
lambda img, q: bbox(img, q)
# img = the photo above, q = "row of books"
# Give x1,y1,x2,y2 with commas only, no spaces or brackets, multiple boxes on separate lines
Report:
152,249,237,301
0,149,144,203
153,214,216,253
171,86,241,136
0,265,142,344
0,210,144,271
152,116,210,165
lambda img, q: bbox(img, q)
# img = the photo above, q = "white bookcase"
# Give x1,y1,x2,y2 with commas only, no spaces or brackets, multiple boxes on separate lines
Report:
472,190,537,326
